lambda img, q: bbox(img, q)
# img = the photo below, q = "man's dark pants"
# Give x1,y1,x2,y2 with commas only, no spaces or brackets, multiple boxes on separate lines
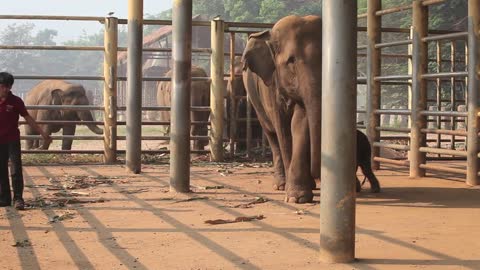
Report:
9,140,23,201
0,143,10,205
0,140,23,206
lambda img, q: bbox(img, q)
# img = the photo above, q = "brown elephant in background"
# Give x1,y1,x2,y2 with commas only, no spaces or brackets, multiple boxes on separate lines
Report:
157,65,210,151
24,80,103,150
226,56,263,152
243,15,323,203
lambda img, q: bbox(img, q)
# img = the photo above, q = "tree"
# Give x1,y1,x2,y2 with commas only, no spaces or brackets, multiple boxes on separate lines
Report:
223,1,260,22
193,0,225,20
259,0,287,23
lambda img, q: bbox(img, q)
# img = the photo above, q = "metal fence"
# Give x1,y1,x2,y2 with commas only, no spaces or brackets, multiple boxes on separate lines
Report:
359,0,480,185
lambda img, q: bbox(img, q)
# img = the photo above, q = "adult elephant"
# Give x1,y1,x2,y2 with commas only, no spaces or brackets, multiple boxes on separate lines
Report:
242,15,323,203
157,65,210,151
24,80,103,150
243,16,380,203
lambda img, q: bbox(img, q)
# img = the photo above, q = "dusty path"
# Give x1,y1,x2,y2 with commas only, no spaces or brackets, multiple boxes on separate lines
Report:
0,163,479,270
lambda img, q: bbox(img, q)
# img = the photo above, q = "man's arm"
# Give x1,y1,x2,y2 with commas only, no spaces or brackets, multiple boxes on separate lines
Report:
24,115,52,145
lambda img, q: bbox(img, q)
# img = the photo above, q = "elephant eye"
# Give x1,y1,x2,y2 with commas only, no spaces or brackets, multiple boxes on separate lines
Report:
286,56,296,65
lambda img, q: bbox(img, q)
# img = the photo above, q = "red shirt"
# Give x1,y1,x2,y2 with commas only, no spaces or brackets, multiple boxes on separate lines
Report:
0,92,29,143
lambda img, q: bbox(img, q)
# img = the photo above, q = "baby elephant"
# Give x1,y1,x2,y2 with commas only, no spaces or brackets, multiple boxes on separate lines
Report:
356,130,381,193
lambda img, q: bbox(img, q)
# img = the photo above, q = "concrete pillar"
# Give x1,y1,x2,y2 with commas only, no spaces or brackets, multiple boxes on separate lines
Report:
126,0,143,174
320,0,357,263
170,0,192,193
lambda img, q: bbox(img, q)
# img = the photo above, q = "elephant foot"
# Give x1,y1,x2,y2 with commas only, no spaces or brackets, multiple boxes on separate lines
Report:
367,175,381,193
273,182,285,191
370,182,381,193
285,187,314,204
273,176,286,191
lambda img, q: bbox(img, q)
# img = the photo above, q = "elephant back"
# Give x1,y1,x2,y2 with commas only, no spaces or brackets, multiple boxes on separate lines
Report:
156,65,210,119
25,80,67,120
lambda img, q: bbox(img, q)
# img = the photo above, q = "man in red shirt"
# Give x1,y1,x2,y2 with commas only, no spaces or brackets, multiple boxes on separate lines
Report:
0,72,52,210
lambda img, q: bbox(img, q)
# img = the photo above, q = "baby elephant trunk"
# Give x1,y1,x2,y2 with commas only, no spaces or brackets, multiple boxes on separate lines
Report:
78,110,104,134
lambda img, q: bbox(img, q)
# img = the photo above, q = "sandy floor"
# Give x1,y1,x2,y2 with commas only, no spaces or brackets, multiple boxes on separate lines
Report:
0,162,479,270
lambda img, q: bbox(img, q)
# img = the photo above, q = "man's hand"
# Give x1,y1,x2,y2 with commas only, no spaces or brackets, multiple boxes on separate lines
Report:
42,134,53,146
24,115,53,149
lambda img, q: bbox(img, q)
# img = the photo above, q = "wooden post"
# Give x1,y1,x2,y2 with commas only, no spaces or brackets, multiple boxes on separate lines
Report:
409,0,428,178
466,0,480,186
436,41,442,155
450,41,457,150
366,0,381,170
210,18,225,161
103,16,118,164
229,31,237,158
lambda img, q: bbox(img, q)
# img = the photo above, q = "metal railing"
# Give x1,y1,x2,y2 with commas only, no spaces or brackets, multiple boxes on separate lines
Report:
362,0,479,186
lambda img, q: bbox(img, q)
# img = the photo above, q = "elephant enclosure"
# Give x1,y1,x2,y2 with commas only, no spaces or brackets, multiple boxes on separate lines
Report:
1,162,478,270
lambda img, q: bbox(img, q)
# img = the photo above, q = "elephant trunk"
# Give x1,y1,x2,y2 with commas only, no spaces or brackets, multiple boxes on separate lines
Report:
307,99,322,180
78,110,104,134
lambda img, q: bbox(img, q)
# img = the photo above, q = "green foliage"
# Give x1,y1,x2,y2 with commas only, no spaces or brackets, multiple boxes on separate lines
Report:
191,0,321,22
292,2,322,16
224,1,261,22
193,0,225,20
259,0,287,23
154,9,172,20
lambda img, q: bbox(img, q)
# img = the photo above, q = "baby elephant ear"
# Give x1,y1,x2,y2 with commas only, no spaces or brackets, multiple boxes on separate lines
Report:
241,30,275,86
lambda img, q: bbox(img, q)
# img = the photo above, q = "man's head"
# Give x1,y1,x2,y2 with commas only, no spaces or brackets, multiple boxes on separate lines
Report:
0,72,14,98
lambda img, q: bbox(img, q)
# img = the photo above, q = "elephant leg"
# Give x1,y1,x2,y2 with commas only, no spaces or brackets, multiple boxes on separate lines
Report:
359,161,381,193
271,108,292,184
263,131,286,191
285,106,314,204
356,175,362,193
191,111,209,151
234,99,247,151
357,130,381,193
62,125,76,150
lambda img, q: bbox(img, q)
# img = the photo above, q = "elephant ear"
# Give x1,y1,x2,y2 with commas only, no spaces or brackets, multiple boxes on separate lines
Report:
50,89,63,105
242,30,275,86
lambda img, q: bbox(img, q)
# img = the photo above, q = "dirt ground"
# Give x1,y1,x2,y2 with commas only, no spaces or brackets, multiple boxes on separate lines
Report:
0,161,479,270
